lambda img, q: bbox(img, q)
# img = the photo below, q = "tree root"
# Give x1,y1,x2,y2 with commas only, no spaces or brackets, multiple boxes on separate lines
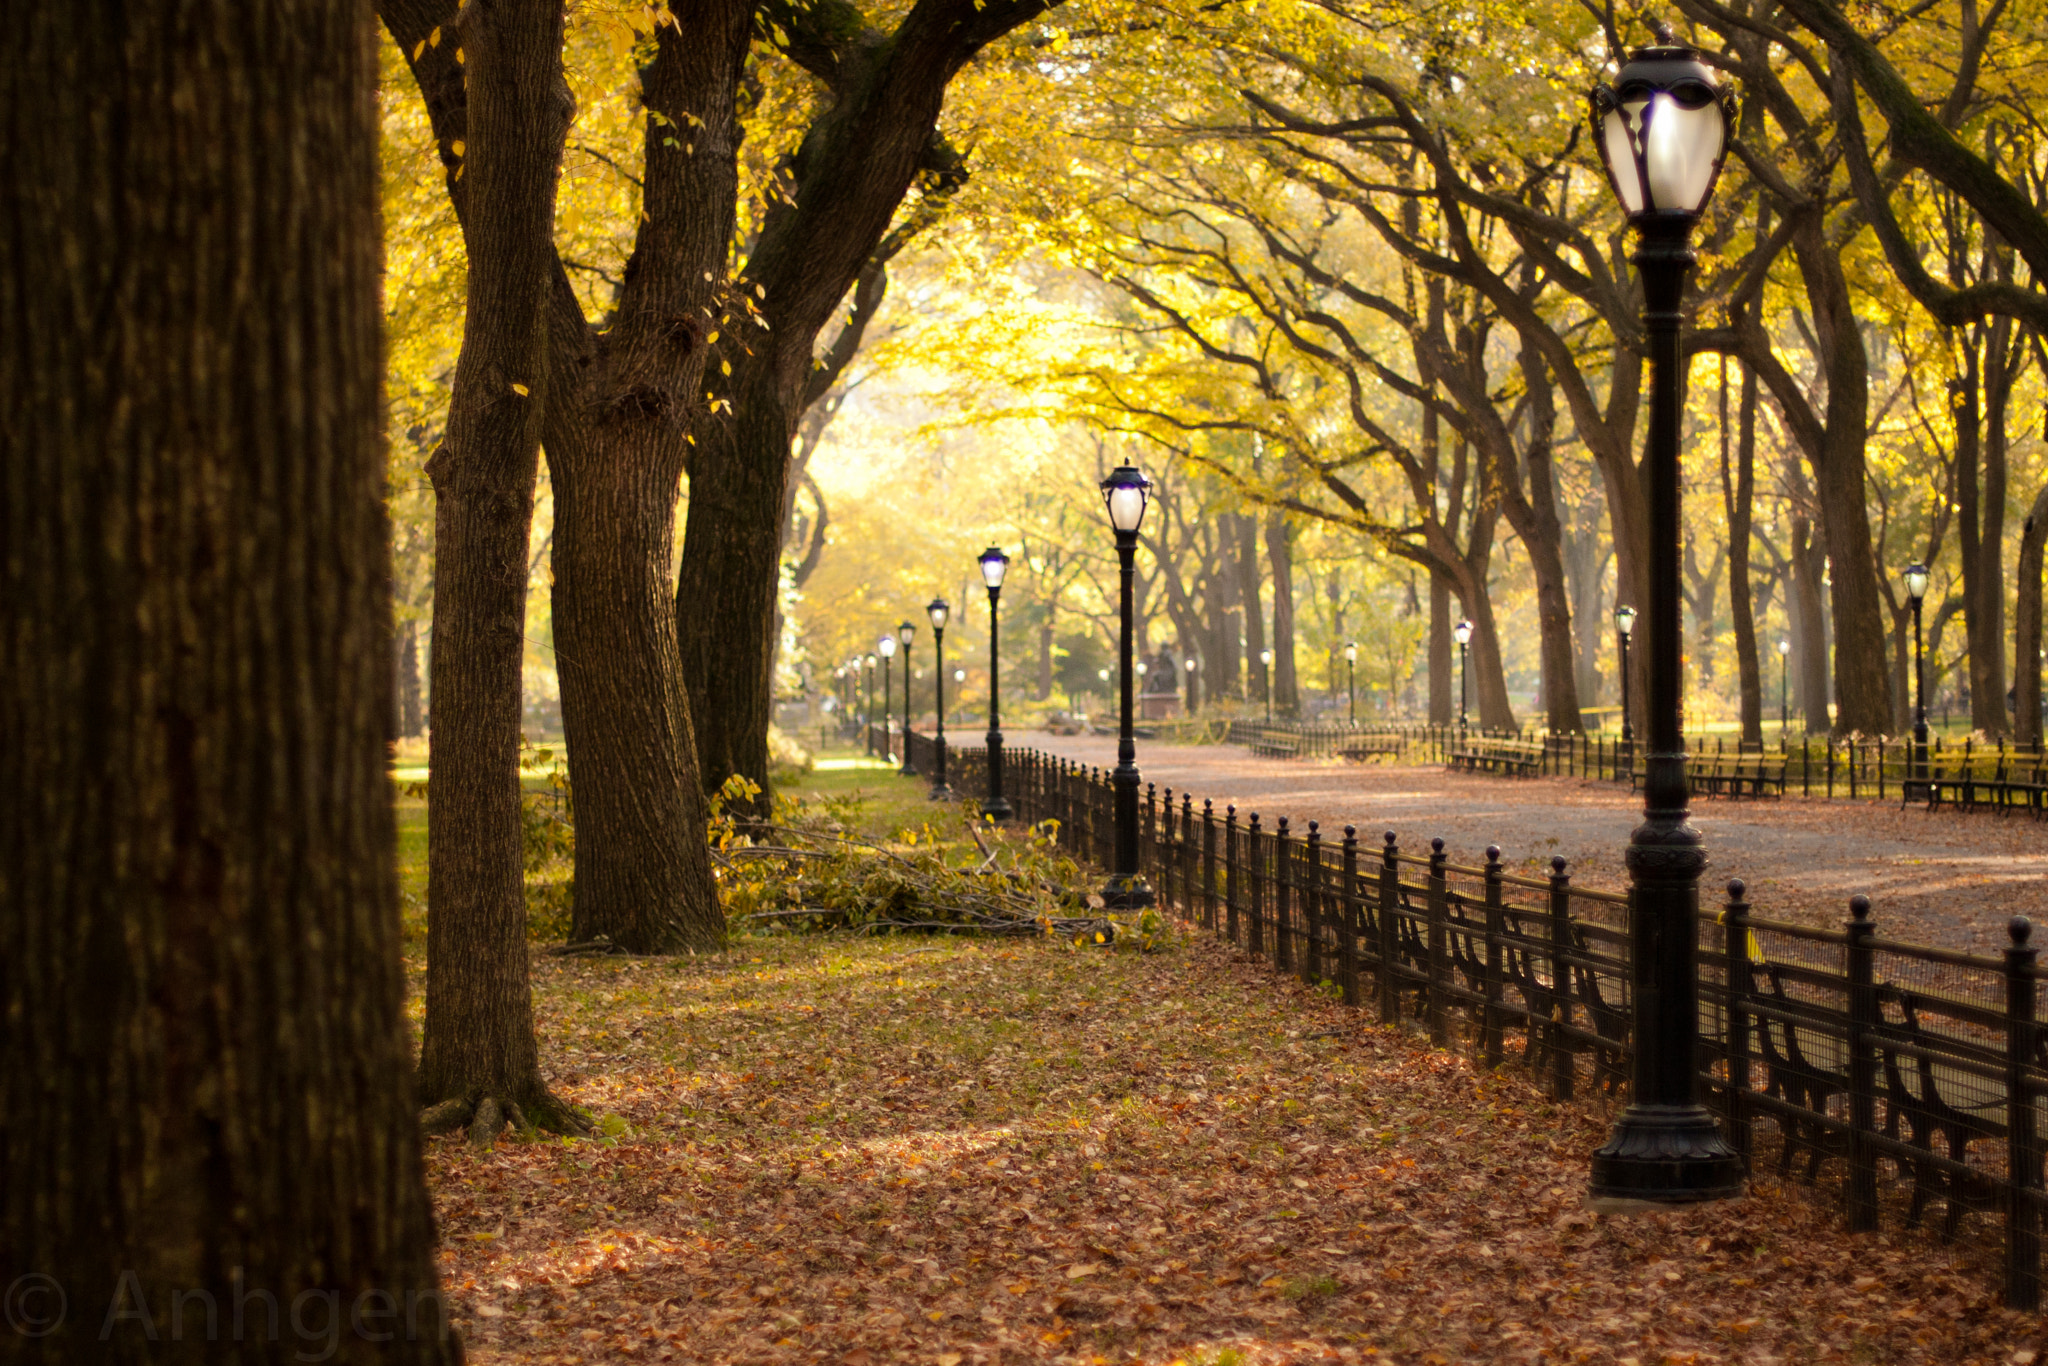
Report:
418,1088,593,1146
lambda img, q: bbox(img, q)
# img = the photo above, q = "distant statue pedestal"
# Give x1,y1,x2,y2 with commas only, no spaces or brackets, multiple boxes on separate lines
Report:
1140,648,1182,720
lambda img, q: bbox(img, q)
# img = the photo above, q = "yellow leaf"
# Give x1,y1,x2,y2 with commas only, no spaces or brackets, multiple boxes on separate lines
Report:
450,140,465,158
452,164,464,182
412,38,426,59
720,359,732,376
428,25,441,45
455,48,464,63
510,383,529,396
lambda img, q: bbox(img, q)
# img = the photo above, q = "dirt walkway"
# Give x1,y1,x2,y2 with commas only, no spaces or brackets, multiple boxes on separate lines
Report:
431,931,2040,1366
1013,734,2048,956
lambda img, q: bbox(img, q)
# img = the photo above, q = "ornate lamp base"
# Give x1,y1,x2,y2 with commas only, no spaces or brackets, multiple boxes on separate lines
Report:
1590,1104,1745,1206
1100,874,1154,910
928,783,954,802
981,795,1014,822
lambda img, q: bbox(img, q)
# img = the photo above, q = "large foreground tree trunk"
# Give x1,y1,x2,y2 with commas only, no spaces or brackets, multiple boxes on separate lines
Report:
1723,358,1765,745
1,2,452,1358
382,0,584,1125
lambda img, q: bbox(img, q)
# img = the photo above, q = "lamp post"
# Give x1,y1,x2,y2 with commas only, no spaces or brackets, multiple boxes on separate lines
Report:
897,621,917,775
1185,656,1199,715
927,599,953,800
1904,563,1930,792
1345,643,1358,725
1615,603,1637,777
1259,648,1273,723
1453,619,1473,733
979,545,1014,821
1586,30,1744,1205
877,636,896,764
1100,461,1154,909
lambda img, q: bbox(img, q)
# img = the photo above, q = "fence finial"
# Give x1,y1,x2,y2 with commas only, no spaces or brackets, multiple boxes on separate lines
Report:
1550,854,1567,875
1308,819,1319,834
2013,915,2035,947
1384,830,1397,846
1851,894,1872,922
1430,836,1445,854
1486,845,1501,863
1344,824,1357,839
1727,878,1746,899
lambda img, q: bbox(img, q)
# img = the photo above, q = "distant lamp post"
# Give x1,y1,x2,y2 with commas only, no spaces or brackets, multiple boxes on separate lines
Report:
864,652,878,755
896,622,917,775
1904,563,1931,791
877,635,897,764
1777,638,1791,737
1099,461,1155,909
1345,643,1358,725
1586,28,1744,1206
1615,603,1637,772
927,598,953,801
979,545,1014,822
1259,648,1274,722
1185,656,1200,715
1453,619,1473,733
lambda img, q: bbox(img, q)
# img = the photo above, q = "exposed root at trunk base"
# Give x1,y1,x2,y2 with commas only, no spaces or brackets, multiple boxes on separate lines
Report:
419,1088,592,1146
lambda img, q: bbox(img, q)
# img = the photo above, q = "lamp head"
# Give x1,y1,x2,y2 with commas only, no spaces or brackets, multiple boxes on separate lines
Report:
1903,562,1930,605
1345,643,1357,663
898,620,915,647
1099,460,1152,535
979,545,1010,590
1185,657,1198,672
864,652,876,667
1453,619,1473,646
1259,649,1272,666
954,668,965,682
1589,30,1735,222
1777,638,1791,656
878,635,896,659
1614,603,1637,638
927,597,950,631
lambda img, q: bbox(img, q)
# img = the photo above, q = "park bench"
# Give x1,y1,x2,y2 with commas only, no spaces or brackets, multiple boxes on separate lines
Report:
1445,737,1542,777
1338,738,1404,761
1628,751,1786,798
1911,745,2048,817
1247,732,1301,759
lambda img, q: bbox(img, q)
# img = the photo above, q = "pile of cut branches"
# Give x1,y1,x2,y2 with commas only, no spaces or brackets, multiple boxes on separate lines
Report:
707,777,1164,949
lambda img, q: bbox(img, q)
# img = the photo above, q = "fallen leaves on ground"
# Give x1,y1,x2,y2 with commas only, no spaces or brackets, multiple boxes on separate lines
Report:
424,928,2046,1364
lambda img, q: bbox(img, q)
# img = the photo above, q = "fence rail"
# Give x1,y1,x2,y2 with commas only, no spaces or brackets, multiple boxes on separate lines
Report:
904,731,2048,1308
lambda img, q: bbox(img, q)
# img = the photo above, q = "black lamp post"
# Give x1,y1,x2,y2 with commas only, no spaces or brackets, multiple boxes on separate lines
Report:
1259,649,1273,723
979,545,1014,822
1100,461,1155,909
877,636,895,764
1615,603,1637,776
1904,563,1930,790
1587,30,1744,1206
1345,642,1358,725
1184,656,1199,715
927,598,953,801
896,621,916,775
1777,638,1791,738
1453,619,1472,733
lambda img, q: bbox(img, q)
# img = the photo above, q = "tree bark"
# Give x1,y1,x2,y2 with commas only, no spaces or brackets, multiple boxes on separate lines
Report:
381,0,589,1115
1722,358,1765,745
2015,484,2048,745
398,619,427,739
1956,320,2016,735
1264,513,1300,717
2,1,451,1356
1790,514,1833,733
1428,572,1453,723
1233,512,1266,707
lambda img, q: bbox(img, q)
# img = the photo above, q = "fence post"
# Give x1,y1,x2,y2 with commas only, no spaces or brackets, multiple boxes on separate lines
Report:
1483,845,1505,1069
2007,916,2041,1311
1203,800,1219,932
1181,793,1196,922
1158,786,1174,910
1273,817,1295,975
1304,822,1324,986
1548,855,1575,1102
1427,837,1449,1046
1247,814,1265,959
1224,805,1240,945
1144,782,1158,885
1723,878,1753,1172
1846,894,1879,1233
1339,827,1361,1007
1379,832,1401,1024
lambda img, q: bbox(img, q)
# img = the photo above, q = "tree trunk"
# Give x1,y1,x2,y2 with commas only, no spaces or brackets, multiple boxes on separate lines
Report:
1265,513,1300,716
2015,484,2048,745
2,1,451,1355
1957,319,2015,735
398,619,427,739
1791,515,1832,733
1428,572,1453,723
384,0,584,1126
1722,359,1764,745
1233,512,1266,708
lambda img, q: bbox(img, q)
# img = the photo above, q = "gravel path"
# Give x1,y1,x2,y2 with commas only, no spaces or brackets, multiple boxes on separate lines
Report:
1010,732,2048,957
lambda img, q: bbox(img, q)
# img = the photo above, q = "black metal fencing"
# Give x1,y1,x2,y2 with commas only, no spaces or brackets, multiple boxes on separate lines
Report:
909,735,2048,1308
1219,720,2048,811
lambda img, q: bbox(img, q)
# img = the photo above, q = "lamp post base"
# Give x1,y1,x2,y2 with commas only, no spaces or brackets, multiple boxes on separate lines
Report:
928,783,955,802
981,795,1014,822
1590,1104,1745,1205
1100,874,1154,910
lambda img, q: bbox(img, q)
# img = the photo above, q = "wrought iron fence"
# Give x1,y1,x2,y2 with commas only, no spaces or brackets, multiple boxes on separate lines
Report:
905,733,2048,1308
